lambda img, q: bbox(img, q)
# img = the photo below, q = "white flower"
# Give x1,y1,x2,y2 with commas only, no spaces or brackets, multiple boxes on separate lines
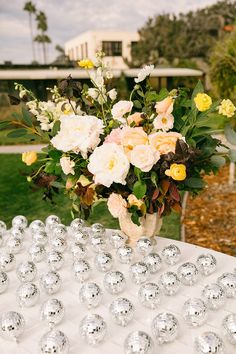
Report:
88,143,130,187
153,113,174,131
90,68,104,88
51,115,104,157
107,193,127,218
19,89,27,98
130,144,160,172
97,86,107,105
60,156,75,175
134,64,154,83
111,100,133,123
108,88,117,101
88,88,99,100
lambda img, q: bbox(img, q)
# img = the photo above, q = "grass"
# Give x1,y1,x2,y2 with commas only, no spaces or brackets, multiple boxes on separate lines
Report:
0,154,180,239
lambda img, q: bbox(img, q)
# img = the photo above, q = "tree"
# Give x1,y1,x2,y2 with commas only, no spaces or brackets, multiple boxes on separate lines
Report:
35,11,51,64
23,1,37,62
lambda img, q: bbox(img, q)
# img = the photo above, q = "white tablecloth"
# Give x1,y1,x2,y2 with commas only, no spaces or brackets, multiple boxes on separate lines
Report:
0,231,235,354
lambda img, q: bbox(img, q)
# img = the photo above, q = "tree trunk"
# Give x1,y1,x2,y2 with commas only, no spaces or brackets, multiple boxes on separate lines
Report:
42,42,46,64
29,14,36,62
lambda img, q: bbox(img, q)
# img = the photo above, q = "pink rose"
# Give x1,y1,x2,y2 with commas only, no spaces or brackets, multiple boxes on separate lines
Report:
155,97,173,115
107,193,127,218
127,112,143,126
104,128,122,145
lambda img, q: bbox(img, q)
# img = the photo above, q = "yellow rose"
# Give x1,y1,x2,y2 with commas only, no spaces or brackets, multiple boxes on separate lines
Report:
78,59,94,69
149,132,182,155
194,93,212,111
218,99,236,118
127,194,144,209
22,151,37,166
121,127,148,158
165,163,186,181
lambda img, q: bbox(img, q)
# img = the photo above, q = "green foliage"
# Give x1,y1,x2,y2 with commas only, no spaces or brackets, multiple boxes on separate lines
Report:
210,33,236,100
133,180,147,199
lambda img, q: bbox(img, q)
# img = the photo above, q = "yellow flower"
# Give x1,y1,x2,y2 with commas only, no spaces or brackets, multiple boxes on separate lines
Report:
165,163,186,181
78,59,94,69
77,175,91,187
194,93,212,112
127,194,144,209
22,151,37,166
218,99,236,118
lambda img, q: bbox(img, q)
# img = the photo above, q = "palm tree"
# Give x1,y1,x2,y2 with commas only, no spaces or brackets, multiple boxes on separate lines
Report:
23,1,37,62
35,11,51,64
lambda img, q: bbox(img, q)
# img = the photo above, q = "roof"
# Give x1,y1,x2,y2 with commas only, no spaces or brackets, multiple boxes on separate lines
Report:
0,68,203,80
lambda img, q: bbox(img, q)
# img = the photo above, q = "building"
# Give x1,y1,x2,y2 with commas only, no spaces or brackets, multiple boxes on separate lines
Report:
64,30,139,69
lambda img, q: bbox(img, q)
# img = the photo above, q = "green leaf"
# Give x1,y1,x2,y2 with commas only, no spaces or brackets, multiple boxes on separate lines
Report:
137,90,144,97
134,167,141,180
185,177,205,189
0,121,10,130
54,163,62,175
131,211,140,226
210,155,226,167
224,124,236,145
191,80,204,103
156,88,169,101
229,149,236,162
45,161,56,174
133,180,147,199
50,181,64,189
11,112,22,120
7,129,27,138
145,91,158,102
22,107,33,126
51,120,61,136
151,171,158,187
48,149,62,161
133,100,142,109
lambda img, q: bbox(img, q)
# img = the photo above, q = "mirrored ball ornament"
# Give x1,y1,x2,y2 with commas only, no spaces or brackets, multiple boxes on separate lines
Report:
110,297,135,326
222,313,236,345
177,262,199,286
45,215,61,230
73,260,91,283
41,298,65,328
47,251,64,271
196,254,217,276
40,329,69,354
0,220,7,233
182,298,208,327
217,272,236,298
194,332,224,354
90,235,107,253
0,252,15,271
40,271,61,295
124,331,154,354
0,233,3,247
136,237,154,256
138,282,161,309
104,271,126,294
152,312,179,344
161,244,181,265
0,311,25,342
17,282,40,307
52,224,67,239
159,271,180,296
202,283,226,310
12,215,28,230
7,237,23,254
143,253,162,274
29,219,45,233
10,227,24,239
28,243,45,263
73,230,90,245
109,231,127,249
80,314,107,346
51,236,67,253
0,271,9,293
91,223,105,234
116,245,134,264
32,230,48,245
79,282,102,309
16,261,37,282
70,218,86,232
130,262,150,285
70,242,87,260
94,252,113,272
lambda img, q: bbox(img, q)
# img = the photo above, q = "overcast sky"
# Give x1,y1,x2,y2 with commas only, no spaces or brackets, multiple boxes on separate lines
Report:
0,0,219,64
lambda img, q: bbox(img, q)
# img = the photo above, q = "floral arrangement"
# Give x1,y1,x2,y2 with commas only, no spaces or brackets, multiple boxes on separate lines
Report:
5,52,236,240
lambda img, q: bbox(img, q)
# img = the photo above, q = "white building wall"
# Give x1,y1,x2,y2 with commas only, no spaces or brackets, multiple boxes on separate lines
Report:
65,30,139,69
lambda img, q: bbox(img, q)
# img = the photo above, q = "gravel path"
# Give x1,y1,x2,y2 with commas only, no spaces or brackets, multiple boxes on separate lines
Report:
0,144,46,153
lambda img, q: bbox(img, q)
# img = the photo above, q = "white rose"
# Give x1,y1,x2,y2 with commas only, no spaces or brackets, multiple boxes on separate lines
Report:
51,115,104,157
107,193,127,218
88,88,99,100
88,143,130,187
108,88,117,101
111,100,133,123
130,144,160,172
60,156,75,175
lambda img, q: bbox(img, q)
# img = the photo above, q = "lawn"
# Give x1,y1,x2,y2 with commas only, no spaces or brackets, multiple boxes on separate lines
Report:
0,154,180,240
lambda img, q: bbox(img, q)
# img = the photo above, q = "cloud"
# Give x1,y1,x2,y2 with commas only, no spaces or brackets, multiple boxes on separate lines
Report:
0,0,219,63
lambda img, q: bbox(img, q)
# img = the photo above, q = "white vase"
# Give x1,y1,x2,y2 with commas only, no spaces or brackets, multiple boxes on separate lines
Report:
118,212,163,246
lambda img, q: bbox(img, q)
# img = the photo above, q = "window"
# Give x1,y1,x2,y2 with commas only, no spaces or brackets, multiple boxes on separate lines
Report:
102,41,122,56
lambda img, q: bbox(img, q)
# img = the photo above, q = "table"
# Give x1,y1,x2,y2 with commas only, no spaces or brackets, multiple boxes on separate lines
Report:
0,230,235,354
